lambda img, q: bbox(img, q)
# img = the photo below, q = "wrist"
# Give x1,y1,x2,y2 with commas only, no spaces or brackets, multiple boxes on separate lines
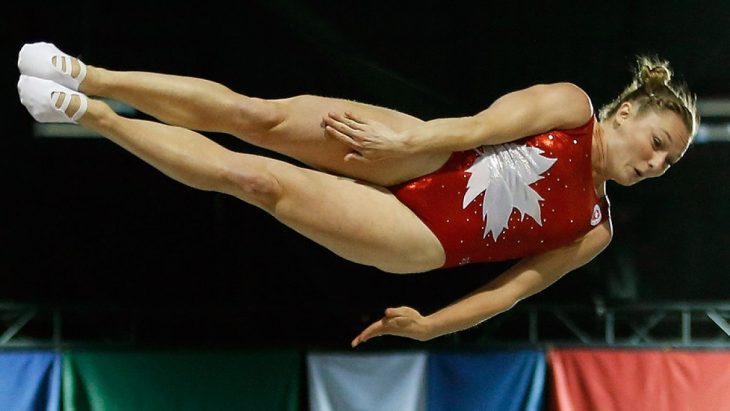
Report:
420,315,440,341
397,131,419,154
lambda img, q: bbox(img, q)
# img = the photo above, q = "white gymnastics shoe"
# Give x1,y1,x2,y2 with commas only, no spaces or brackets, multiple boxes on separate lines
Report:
18,75,88,123
18,42,87,91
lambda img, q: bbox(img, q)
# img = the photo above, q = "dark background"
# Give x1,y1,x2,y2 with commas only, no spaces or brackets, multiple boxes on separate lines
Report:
1,1,728,348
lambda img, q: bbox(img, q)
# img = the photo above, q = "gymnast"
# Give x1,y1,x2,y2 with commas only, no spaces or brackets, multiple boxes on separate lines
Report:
17,42,697,347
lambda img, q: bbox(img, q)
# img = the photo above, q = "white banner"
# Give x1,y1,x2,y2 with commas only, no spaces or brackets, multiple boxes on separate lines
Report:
307,351,427,411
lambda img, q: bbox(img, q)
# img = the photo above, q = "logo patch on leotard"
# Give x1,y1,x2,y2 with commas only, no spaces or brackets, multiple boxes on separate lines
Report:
463,143,557,240
590,204,602,226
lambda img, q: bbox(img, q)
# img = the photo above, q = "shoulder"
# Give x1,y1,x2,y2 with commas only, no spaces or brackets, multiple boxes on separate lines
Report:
534,82,594,129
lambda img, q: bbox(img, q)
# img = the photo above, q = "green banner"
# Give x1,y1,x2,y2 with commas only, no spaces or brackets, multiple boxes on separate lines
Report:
62,350,300,411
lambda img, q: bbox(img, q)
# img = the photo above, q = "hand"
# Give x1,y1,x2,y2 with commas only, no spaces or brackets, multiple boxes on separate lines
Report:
351,306,432,348
323,111,409,162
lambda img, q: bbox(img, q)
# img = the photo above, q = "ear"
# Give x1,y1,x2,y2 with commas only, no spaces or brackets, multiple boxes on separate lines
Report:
614,101,633,126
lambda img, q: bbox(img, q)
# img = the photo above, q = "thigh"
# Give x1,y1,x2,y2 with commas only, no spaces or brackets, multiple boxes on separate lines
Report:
255,156,446,273
259,95,450,186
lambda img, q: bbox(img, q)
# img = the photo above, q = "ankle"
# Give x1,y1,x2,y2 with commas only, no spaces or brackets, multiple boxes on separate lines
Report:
79,65,107,96
79,99,114,129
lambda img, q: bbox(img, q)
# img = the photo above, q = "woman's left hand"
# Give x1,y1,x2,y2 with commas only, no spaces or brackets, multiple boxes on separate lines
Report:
323,112,409,162
351,306,433,347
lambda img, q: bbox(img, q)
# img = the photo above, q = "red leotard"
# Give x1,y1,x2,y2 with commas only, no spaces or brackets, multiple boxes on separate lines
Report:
388,117,610,268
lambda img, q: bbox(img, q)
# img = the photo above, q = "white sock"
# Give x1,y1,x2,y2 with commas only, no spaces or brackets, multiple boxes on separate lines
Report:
18,75,88,123
18,42,87,91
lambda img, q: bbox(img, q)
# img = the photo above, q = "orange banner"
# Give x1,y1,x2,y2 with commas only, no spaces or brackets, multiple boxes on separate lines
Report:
549,349,730,411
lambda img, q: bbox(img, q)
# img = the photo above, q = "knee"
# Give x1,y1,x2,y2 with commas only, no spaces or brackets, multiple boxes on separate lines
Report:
222,162,283,211
229,96,286,138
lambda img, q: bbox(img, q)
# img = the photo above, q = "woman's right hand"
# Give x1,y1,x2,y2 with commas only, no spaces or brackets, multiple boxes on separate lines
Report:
351,306,434,347
323,111,411,162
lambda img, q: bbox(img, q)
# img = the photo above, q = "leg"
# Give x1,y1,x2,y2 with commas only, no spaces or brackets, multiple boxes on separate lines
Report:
82,67,449,186
71,96,444,273
260,162,446,273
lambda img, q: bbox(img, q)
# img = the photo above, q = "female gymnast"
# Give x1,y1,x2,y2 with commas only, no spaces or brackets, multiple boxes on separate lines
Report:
17,43,697,347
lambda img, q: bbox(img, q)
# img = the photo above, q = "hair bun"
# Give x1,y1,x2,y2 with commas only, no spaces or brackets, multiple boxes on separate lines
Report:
598,54,698,137
637,56,672,92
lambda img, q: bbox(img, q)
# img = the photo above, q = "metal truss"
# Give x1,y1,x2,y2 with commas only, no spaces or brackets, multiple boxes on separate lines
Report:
0,303,60,349
2,301,730,349
463,302,730,348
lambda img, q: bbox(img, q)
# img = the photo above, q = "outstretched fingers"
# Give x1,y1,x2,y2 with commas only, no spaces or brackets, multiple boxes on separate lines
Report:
324,127,369,163
323,112,363,141
351,319,387,347
344,111,368,125
324,121,361,147
336,111,367,128
323,111,371,160
351,306,428,347
324,110,407,162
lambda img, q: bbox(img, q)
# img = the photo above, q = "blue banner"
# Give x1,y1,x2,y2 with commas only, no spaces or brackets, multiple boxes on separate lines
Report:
427,350,545,411
0,351,60,411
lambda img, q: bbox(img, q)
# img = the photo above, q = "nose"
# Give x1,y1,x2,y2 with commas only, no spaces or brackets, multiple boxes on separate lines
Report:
647,152,668,175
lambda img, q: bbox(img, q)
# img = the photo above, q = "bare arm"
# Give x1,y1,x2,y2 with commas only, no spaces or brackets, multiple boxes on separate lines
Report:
425,221,612,338
326,83,594,161
351,220,612,346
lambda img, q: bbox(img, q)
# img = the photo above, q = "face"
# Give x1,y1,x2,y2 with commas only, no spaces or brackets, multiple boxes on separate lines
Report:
605,102,691,186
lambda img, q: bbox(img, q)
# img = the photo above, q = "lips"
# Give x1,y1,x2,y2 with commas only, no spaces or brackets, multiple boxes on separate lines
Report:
634,168,643,178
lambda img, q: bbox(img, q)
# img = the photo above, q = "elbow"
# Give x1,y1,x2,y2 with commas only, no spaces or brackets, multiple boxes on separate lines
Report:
492,291,520,314
503,298,520,313
594,221,614,253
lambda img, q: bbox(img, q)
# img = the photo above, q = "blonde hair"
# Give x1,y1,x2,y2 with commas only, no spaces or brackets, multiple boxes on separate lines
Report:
598,55,699,139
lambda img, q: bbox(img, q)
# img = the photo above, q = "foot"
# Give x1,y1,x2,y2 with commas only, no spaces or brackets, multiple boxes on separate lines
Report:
18,42,87,91
18,75,88,123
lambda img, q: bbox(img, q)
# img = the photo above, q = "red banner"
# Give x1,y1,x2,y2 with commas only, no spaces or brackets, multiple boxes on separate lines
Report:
549,349,730,411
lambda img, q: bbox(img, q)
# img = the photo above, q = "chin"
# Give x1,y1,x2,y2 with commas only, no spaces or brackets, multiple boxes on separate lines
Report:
614,174,639,187
626,174,643,186
616,166,641,186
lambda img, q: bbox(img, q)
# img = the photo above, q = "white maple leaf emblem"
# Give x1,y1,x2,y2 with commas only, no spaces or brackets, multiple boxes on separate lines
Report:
462,143,557,240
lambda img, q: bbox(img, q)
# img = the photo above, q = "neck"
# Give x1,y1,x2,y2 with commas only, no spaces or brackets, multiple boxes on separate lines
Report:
592,120,609,191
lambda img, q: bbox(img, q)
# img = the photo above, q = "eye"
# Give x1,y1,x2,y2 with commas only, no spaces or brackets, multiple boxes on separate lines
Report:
652,136,661,148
